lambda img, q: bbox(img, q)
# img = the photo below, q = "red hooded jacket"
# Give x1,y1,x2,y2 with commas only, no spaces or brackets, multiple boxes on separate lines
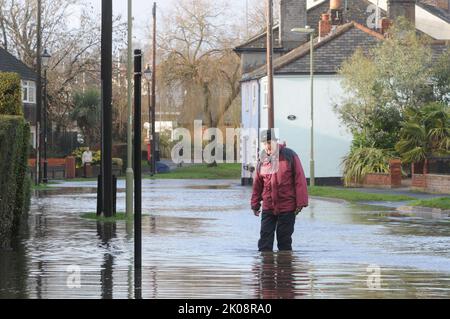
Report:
251,145,309,215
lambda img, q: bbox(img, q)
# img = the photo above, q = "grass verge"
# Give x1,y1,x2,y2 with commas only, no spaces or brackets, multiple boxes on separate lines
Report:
308,186,415,202
408,197,450,210
151,163,241,180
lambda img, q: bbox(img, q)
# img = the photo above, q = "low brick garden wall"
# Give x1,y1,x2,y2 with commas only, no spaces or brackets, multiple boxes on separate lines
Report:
413,174,450,194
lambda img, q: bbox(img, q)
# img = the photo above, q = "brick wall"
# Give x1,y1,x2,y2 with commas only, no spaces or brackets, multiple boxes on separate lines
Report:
425,174,450,194
356,159,403,188
363,173,391,187
389,159,402,187
412,174,427,188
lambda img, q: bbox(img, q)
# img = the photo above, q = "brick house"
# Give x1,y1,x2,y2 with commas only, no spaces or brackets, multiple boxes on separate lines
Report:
0,47,38,148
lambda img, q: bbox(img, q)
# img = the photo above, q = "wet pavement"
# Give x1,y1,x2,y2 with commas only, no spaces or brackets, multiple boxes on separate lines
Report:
1,179,449,299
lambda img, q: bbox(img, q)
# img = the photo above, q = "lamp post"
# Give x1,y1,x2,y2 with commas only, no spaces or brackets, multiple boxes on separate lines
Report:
144,64,153,174
291,26,315,186
41,48,51,184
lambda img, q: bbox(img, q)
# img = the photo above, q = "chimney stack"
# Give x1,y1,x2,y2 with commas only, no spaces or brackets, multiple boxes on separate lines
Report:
318,13,332,41
279,0,307,49
387,0,416,25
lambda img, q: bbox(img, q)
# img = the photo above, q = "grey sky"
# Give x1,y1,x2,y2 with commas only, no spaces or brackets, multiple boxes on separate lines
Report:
84,0,247,42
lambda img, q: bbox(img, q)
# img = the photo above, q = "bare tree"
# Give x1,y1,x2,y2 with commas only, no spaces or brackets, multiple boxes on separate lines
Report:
0,0,126,133
157,0,241,129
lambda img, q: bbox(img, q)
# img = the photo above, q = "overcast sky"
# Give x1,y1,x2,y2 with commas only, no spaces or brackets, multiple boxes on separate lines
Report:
82,0,247,42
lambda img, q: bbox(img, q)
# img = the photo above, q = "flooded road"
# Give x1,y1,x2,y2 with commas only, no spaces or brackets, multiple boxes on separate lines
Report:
1,179,449,299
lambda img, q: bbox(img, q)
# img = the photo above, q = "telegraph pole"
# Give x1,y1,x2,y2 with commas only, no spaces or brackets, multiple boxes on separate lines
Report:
101,0,113,217
35,0,42,185
126,0,134,217
266,0,274,129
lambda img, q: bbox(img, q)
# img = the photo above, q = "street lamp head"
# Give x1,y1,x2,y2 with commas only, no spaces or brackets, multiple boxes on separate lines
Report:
144,64,152,81
42,48,51,69
291,26,315,33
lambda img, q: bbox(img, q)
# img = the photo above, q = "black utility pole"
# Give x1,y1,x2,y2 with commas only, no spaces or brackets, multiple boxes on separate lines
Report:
134,49,143,299
35,0,42,185
42,67,48,184
101,0,113,217
151,2,157,175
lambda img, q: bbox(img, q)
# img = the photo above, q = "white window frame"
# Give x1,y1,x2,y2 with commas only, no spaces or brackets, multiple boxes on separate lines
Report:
263,81,268,109
22,80,36,104
252,83,257,112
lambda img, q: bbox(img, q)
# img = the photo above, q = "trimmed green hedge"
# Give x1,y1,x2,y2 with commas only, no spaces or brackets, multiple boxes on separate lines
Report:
0,72,23,116
0,115,30,246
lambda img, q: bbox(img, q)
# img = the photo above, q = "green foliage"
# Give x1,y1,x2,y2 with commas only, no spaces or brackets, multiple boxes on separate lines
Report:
71,147,123,169
396,102,450,163
0,72,23,116
431,48,450,104
71,147,101,168
336,17,447,148
70,88,101,147
0,116,30,245
336,17,434,131
342,147,395,186
351,106,403,150
159,129,177,159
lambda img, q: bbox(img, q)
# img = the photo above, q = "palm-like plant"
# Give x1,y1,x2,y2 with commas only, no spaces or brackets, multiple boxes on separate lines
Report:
395,102,450,163
70,89,101,148
342,147,394,186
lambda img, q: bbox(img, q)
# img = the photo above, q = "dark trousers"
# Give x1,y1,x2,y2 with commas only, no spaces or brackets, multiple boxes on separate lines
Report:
258,211,296,252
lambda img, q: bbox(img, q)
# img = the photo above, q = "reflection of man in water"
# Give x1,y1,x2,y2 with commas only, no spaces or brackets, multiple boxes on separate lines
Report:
254,252,307,299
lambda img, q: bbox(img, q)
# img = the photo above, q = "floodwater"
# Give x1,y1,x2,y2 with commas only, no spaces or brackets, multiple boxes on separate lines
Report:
1,179,449,299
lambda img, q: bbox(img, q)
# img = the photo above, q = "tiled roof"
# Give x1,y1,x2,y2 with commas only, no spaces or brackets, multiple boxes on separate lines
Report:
243,21,384,80
0,47,37,81
234,25,283,52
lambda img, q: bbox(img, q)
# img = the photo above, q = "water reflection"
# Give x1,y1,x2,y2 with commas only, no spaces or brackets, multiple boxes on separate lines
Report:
96,222,116,299
253,252,311,299
1,180,449,299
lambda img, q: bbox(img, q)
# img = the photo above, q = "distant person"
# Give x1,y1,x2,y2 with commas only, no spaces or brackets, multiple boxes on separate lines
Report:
251,130,309,252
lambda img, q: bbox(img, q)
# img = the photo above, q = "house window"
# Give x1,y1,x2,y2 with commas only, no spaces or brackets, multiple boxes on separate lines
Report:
22,80,36,104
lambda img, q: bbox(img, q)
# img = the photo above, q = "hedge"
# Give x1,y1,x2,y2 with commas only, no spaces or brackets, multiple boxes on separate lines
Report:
0,115,30,247
0,72,23,116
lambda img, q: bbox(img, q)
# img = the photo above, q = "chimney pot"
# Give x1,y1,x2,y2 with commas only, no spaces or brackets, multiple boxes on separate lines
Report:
380,17,393,35
330,0,342,10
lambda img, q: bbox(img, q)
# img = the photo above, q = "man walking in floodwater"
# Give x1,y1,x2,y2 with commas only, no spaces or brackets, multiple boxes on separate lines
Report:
251,130,309,252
